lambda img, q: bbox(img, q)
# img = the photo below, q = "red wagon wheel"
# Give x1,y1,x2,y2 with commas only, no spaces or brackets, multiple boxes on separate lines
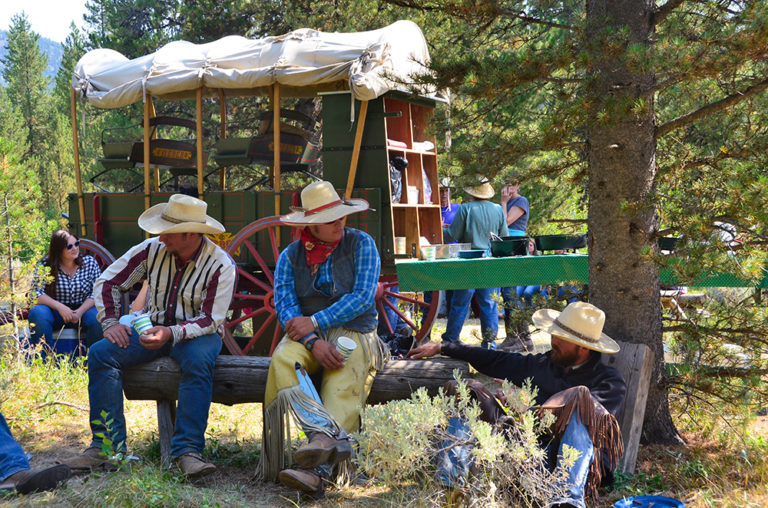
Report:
222,216,442,355
78,238,117,271
78,238,132,315
223,216,301,356
376,273,440,345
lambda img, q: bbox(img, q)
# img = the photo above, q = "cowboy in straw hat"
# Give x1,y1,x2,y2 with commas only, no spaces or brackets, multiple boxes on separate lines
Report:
407,301,626,506
63,194,236,480
261,181,389,494
442,176,508,349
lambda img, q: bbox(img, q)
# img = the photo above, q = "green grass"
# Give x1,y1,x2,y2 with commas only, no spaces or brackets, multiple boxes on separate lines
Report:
1,332,767,507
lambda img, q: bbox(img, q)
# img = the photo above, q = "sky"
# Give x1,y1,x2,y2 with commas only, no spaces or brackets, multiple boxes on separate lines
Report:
1,1,88,43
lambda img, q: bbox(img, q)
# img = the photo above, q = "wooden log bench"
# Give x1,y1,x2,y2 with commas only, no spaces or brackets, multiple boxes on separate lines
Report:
123,356,470,466
122,339,653,473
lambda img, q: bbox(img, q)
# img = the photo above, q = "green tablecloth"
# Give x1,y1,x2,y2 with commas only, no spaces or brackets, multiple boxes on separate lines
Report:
396,255,588,291
395,255,768,292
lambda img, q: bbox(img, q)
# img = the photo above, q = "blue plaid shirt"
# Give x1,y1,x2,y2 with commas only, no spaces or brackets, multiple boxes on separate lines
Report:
31,255,101,308
275,230,380,332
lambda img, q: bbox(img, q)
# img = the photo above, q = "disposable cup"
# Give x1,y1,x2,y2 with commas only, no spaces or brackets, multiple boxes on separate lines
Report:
395,237,406,254
336,336,357,360
421,245,437,261
131,314,153,336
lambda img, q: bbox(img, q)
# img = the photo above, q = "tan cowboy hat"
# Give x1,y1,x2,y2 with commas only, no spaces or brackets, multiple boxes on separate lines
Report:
464,177,495,200
138,194,225,234
532,301,620,354
281,180,369,225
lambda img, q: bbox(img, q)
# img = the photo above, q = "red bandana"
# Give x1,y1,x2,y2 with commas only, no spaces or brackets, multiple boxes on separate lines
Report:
301,227,341,274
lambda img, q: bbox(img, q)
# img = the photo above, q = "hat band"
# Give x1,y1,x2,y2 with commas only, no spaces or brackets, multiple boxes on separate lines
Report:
554,317,599,343
304,199,342,216
161,211,205,224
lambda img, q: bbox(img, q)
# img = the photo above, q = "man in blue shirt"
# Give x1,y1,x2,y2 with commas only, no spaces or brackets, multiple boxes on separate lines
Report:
259,181,388,495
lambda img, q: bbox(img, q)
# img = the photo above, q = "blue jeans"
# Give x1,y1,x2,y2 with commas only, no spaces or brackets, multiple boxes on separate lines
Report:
87,328,221,459
0,412,29,481
28,304,103,349
436,412,593,506
549,412,594,508
442,287,498,347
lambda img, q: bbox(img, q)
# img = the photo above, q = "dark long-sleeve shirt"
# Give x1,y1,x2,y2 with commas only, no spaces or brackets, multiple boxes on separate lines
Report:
441,342,626,416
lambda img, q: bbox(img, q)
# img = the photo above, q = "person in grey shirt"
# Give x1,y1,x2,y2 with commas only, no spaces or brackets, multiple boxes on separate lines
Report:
442,179,508,348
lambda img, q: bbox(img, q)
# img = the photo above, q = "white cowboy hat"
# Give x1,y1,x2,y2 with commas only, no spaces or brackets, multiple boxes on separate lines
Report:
138,194,225,235
281,181,369,225
532,301,620,354
464,177,495,200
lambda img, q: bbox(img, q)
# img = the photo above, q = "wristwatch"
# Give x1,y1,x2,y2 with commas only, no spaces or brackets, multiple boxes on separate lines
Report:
304,336,319,351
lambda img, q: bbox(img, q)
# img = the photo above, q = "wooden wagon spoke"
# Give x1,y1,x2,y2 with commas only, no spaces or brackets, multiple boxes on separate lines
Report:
381,296,418,331
226,306,269,328
241,239,275,285
234,266,271,293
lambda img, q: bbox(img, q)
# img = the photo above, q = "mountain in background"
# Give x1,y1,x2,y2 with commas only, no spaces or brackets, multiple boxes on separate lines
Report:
0,30,64,85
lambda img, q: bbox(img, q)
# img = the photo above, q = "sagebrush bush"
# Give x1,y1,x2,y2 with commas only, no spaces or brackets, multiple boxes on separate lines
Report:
356,373,574,507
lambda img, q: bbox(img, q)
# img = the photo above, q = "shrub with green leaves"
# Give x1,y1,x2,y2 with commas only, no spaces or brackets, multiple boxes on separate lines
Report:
356,373,575,506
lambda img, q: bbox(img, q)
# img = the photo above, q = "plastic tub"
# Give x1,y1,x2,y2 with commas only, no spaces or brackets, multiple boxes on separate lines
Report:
457,249,484,259
490,237,529,257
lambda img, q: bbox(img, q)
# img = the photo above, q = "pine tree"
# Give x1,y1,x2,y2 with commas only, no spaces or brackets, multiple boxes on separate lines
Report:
1,13,51,161
385,0,768,443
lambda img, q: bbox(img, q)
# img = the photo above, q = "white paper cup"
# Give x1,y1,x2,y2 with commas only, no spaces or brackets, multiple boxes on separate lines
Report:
421,245,437,261
336,336,357,360
131,314,153,336
395,237,406,254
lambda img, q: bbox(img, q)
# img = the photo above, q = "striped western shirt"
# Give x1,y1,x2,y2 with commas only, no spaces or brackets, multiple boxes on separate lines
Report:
94,236,236,343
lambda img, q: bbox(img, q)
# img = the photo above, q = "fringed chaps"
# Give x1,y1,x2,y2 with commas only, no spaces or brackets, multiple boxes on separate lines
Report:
539,385,623,500
256,328,388,483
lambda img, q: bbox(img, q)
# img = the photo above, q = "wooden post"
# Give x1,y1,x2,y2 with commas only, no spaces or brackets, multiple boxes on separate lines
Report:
143,94,152,239
218,89,227,190
69,89,87,238
601,340,655,474
156,399,175,468
272,84,281,216
147,98,158,192
196,88,204,199
345,100,368,199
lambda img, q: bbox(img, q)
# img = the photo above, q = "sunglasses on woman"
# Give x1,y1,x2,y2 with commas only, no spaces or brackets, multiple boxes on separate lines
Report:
66,240,80,250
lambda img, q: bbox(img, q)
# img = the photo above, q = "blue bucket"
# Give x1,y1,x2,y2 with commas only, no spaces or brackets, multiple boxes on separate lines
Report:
51,328,83,356
614,495,685,508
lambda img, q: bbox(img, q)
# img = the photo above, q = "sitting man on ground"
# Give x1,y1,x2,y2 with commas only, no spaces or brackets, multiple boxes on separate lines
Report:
62,194,236,479
407,301,626,508
259,181,388,495
0,411,71,494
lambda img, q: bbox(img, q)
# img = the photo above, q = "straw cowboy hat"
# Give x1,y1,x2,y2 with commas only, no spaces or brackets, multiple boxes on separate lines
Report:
281,181,369,225
138,194,225,235
532,301,620,354
464,177,495,200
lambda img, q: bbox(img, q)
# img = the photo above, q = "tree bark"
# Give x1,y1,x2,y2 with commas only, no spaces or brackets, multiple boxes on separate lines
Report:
585,0,682,444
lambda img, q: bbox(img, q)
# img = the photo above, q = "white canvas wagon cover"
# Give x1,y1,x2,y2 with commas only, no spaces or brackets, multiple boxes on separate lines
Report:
72,20,430,108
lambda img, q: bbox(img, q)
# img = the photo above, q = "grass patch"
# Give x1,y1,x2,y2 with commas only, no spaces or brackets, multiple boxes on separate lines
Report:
1,331,767,507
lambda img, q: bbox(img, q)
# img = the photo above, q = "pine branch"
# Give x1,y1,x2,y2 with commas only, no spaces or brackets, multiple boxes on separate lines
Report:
656,76,768,138
653,0,688,26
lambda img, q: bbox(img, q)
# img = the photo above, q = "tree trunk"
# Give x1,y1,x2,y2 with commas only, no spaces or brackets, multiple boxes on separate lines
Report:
585,0,682,444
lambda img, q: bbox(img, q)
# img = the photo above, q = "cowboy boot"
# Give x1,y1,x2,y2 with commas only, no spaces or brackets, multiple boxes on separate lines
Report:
293,432,353,469
59,447,119,473
278,467,324,495
176,452,216,479
1,464,71,495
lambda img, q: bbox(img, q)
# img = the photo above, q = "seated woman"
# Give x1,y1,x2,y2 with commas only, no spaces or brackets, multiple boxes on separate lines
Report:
27,230,103,351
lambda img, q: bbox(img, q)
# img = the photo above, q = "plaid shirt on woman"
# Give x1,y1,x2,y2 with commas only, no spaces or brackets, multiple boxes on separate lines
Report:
31,255,101,308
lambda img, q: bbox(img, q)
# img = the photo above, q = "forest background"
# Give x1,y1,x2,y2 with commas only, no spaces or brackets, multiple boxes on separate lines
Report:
1,0,768,505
